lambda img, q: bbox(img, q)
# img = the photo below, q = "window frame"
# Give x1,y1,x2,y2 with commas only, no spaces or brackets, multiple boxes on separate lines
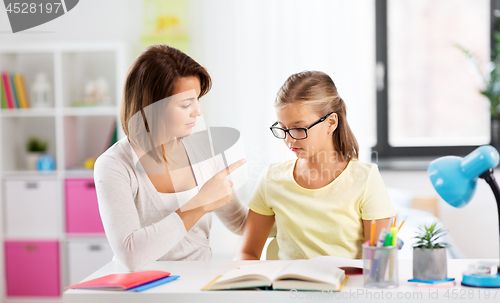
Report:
372,0,498,161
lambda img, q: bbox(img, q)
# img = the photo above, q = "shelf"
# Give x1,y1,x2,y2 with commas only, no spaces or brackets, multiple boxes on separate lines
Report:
0,107,118,117
2,171,58,179
3,236,65,241
64,233,107,239
64,169,94,178
1,116,57,171
62,106,118,116
0,52,56,108
61,52,117,108
64,116,116,170
0,43,125,302
0,108,56,117
4,297,61,303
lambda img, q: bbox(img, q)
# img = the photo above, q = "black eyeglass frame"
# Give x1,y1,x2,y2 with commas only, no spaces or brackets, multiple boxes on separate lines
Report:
270,112,335,140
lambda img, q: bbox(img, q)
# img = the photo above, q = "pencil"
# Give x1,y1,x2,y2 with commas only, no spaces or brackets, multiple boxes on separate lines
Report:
386,216,393,230
389,248,395,282
398,218,406,231
370,220,375,246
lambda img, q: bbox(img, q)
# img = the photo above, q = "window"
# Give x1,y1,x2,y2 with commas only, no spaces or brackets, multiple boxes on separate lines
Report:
373,0,494,160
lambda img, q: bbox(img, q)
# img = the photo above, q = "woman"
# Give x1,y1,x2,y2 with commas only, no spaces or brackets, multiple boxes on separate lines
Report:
94,45,248,271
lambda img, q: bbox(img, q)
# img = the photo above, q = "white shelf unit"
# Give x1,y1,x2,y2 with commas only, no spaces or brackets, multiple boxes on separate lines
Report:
0,43,127,302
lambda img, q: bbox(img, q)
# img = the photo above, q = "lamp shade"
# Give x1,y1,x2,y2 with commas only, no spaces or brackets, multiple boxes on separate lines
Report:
427,145,499,208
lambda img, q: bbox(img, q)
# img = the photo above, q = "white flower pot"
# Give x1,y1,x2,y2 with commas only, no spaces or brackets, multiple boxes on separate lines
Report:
26,152,42,170
413,247,448,280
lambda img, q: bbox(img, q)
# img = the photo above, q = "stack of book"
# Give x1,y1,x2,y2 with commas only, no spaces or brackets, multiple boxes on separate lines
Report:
66,270,180,292
0,71,30,109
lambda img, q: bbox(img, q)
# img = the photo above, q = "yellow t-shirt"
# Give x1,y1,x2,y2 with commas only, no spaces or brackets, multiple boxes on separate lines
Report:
248,158,396,260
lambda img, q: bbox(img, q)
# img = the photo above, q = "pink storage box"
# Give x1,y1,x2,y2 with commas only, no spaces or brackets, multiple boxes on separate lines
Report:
65,178,104,234
5,240,60,297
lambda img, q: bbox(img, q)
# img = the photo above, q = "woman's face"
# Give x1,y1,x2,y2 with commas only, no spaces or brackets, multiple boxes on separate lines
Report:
163,76,202,139
275,104,337,160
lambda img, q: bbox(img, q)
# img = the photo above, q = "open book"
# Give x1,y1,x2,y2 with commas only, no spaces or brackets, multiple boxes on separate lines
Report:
203,259,348,291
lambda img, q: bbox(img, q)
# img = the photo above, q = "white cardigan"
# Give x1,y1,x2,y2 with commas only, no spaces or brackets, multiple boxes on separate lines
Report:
94,134,248,271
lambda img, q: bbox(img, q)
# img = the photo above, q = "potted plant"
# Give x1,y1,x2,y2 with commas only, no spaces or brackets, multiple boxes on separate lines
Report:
25,136,47,170
413,221,449,281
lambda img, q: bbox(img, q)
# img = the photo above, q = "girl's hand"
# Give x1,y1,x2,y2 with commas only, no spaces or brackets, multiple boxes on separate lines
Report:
180,158,247,213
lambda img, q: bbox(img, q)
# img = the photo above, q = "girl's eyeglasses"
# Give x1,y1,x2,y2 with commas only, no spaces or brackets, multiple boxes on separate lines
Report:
270,112,334,140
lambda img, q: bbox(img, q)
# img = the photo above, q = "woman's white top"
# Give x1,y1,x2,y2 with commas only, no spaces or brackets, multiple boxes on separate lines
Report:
158,187,199,212
93,134,248,271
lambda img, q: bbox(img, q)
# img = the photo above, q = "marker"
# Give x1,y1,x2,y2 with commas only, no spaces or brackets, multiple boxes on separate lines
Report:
376,232,394,281
369,229,389,280
388,227,398,282
377,228,388,247
383,232,393,247
390,227,398,246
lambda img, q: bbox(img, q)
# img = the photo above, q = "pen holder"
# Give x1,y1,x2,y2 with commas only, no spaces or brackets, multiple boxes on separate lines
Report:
363,244,399,288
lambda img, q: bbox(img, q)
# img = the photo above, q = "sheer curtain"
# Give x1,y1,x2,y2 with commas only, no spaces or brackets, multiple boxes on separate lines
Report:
187,0,376,259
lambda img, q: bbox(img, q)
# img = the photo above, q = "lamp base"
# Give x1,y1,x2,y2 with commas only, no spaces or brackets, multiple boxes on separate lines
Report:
462,273,500,288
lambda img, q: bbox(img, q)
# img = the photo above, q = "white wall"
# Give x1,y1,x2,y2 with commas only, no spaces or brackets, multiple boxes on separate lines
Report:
0,0,143,53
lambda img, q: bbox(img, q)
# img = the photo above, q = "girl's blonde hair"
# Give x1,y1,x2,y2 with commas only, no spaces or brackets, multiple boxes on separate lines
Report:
275,71,359,160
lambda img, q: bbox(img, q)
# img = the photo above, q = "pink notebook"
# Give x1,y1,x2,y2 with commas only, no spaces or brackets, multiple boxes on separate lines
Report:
66,270,171,290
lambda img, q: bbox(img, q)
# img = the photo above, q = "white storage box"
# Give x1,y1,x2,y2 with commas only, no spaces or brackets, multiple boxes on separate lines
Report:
4,179,60,238
66,238,114,286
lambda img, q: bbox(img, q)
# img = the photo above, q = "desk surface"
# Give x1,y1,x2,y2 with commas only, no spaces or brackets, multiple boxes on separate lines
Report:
63,259,500,303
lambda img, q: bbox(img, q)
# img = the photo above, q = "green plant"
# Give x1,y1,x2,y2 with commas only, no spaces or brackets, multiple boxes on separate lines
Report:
456,30,500,119
26,136,47,153
414,221,449,249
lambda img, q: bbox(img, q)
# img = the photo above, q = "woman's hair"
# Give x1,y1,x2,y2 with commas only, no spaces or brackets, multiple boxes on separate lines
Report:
275,71,359,160
120,44,212,163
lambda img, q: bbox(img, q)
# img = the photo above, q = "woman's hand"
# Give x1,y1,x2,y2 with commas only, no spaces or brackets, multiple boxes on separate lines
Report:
176,158,246,231
197,158,247,213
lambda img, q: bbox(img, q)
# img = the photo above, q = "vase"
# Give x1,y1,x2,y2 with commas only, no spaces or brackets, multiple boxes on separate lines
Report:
37,154,55,172
26,152,42,170
31,73,53,108
413,247,447,280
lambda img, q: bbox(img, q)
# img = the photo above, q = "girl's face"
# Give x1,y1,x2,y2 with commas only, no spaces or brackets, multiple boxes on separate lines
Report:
163,76,202,139
275,104,338,159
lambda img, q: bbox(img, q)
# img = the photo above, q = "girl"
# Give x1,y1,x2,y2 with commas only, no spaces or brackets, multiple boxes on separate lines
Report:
94,45,247,271
237,71,396,260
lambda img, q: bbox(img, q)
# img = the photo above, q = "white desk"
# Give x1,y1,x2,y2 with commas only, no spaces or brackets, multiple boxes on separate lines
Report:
63,259,500,303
